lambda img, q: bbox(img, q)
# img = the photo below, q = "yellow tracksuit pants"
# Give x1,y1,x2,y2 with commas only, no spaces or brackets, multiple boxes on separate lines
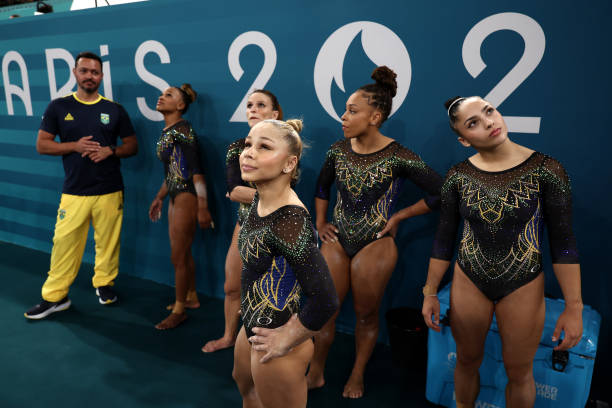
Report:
41,191,123,302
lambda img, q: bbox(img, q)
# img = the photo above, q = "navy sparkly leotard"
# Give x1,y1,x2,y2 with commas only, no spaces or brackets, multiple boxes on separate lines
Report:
226,138,254,226
431,152,579,301
238,194,339,338
156,120,202,200
315,139,443,257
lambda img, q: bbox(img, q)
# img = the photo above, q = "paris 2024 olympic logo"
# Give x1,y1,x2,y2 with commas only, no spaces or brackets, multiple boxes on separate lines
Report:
313,21,412,123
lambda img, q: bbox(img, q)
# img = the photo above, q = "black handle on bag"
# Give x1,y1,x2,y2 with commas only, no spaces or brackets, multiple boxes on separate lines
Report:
440,309,450,326
552,349,569,372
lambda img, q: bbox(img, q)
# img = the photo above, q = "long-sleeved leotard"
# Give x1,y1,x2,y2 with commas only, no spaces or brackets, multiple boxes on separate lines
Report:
156,120,202,200
431,152,579,301
315,139,443,257
226,138,255,226
238,194,339,338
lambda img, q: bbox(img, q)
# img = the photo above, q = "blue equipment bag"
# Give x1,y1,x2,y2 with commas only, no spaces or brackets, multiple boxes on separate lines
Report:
426,284,601,408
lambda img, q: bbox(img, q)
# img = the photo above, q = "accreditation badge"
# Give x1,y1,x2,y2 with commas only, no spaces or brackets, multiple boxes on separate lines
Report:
100,113,110,125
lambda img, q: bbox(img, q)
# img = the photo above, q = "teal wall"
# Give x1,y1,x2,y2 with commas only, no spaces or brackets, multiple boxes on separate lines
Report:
1,0,610,399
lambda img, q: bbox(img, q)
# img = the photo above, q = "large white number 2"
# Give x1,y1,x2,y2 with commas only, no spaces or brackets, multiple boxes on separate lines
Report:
228,31,277,122
463,12,545,134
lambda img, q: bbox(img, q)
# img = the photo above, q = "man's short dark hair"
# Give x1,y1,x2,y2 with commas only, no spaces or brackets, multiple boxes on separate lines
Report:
75,52,102,69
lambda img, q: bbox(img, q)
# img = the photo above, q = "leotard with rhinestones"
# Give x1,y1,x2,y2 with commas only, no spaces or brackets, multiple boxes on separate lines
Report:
431,152,579,301
156,120,202,200
238,194,339,338
315,139,443,257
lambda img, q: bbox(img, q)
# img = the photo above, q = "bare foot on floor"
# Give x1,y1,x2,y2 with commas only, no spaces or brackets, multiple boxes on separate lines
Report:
155,312,187,330
201,336,236,353
342,372,364,399
166,300,200,310
306,370,325,390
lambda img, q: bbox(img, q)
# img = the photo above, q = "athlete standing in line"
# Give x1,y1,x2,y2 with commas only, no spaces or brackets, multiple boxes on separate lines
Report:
149,84,212,330
232,118,338,408
423,96,583,408
309,66,443,398
202,90,282,352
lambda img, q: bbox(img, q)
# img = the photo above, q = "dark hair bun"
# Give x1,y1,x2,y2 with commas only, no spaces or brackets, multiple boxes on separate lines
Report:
371,66,397,97
180,83,197,103
444,96,463,111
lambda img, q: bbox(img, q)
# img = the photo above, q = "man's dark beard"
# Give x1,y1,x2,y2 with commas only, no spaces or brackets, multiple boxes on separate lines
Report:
79,81,99,94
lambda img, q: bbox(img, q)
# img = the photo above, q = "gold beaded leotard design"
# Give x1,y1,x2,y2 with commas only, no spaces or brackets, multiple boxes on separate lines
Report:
431,152,579,301
156,120,202,200
315,139,443,257
238,194,339,337
226,138,254,226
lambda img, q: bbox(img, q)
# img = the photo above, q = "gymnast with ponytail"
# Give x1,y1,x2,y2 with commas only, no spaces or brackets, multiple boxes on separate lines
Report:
149,84,213,329
309,66,443,398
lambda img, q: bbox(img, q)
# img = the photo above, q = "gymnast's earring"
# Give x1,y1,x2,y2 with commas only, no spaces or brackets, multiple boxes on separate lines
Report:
283,168,289,173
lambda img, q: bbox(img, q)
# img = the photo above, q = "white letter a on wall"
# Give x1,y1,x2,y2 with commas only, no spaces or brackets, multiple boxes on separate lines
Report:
2,51,33,116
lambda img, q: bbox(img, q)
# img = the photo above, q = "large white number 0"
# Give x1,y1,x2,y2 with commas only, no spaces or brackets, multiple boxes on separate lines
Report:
228,31,277,122
463,12,545,134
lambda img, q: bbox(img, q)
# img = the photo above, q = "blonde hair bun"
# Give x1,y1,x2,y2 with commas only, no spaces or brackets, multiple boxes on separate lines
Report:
286,119,303,134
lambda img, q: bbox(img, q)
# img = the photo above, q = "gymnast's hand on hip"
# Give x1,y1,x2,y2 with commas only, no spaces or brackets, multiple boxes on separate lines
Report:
249,324,293,363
